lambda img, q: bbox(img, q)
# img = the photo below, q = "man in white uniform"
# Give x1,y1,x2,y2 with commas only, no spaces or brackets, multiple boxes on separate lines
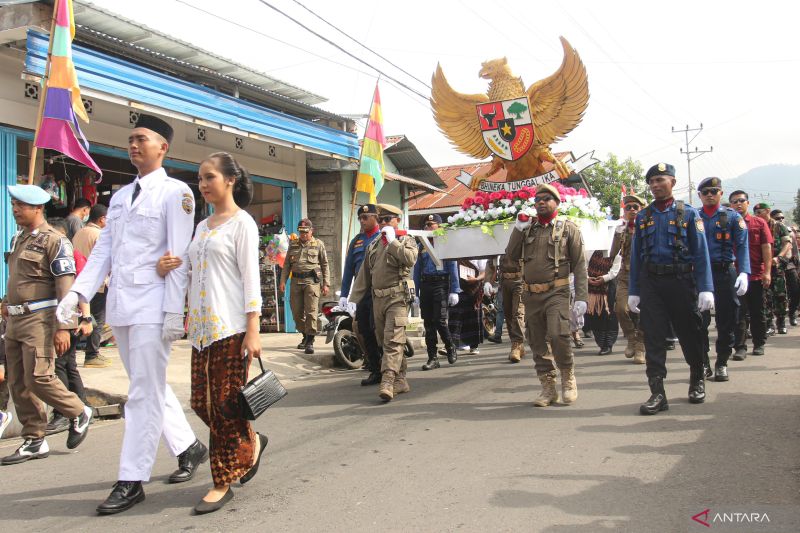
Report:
57,115,206,515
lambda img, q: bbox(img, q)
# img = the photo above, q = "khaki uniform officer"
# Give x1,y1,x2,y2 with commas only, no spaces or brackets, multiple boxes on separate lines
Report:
280,218,330,354
609,194,647,364
1,185,92,466
485,254,526,362
506,183,588,406
349,204,418,402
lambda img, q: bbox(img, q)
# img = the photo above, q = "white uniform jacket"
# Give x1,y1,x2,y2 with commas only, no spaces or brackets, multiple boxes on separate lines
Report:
72,167,195,326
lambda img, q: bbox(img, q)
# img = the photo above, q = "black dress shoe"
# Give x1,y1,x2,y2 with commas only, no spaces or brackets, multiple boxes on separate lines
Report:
194,487,234,515
665,341,676,351
790,316,798,327
486,335,501,344
688,379,706,404
703,365,713,379
731,347,747,361
45,413,70,436
714,365,729,382
421,357,440,371
304,339,315,354
97,481,145,515
598,346,612,356
168,440,208,483
240,433,268,485
752,345,765,356
360,371,381,386
446,345,458,365
766,327,775,337
640,377,668,415
66,405,93,450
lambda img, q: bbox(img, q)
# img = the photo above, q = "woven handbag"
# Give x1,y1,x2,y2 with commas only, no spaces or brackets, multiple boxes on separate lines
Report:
239,356,287,420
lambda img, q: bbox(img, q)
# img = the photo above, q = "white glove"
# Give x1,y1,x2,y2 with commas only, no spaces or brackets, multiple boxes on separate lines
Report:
483,282,494,296
698,291,715,313
56,291,81,324
628,295,641,314
339,296,349,308
515,215,532,232
414,296,420,306
381,225,396,244
162,312,185,342
573,300,587,318
346,302,357,317
734,272,749,296
448,293,459,306
573,313,585,329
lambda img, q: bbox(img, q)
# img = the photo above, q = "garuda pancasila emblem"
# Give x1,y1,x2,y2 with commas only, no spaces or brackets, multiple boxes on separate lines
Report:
431,36,589,182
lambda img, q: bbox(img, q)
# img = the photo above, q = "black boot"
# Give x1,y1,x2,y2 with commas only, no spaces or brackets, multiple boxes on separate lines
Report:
714,365,729,382
790,313,798,327
703,364,713,379
422,355,440,371
360,370,381,386
777,317,787,334
688,371,706,404
304,335,315,354
297,335,308,349
446,344,458,365
640,377,668,415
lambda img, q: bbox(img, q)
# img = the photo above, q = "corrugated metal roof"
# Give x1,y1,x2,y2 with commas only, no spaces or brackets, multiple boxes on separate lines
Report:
409,152,572,212
72,1,327,107
385,171,445,193
384,135,445,188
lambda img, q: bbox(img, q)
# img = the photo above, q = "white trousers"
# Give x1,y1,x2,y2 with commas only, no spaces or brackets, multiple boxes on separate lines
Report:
113,324,196,481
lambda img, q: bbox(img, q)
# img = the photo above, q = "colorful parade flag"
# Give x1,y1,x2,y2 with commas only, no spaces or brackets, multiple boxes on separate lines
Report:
33,0,102,176
620,184,627,213
355,83,385,203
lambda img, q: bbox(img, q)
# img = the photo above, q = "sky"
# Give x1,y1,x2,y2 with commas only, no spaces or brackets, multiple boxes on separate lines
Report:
88,0,800,200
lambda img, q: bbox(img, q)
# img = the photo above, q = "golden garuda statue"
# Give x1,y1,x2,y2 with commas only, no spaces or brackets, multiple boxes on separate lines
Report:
431,36,589,182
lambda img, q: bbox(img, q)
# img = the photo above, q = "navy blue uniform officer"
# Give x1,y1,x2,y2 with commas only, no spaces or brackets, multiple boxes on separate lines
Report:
628,163,714,415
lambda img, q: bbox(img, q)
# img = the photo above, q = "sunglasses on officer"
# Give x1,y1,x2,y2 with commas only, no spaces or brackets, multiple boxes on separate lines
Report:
730,198,748,204
534,195,555,203
379,215,399,223
700,188,721,196
775,215,785,221
423,221,438,227
624,204,641,211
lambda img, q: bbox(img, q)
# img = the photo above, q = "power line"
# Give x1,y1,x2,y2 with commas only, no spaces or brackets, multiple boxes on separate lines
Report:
289,0,431,89
672,124,713,200
254,0,430,101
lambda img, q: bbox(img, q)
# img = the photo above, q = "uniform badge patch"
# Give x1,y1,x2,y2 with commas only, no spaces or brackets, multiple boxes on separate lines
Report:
181,193,194,215
50,237,76,276
738,218,746,229
695,219,705,233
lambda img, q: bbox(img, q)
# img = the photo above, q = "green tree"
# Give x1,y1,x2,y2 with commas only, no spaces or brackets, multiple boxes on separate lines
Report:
507,101,527,119
580,153,646,218
793,188,800,226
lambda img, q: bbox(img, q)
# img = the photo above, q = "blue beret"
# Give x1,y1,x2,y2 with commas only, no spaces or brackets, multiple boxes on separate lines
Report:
697,177,722,191
8,185,50,206
645,163,676,182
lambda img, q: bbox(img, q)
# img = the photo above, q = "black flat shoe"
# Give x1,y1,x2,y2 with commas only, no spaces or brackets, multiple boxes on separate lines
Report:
194,487,233,515
97,481,145,515
240,433,268,485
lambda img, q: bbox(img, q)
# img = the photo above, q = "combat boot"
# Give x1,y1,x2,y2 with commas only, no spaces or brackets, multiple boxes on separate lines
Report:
640,377,668,415
777,317,788,334
508,342,524,363
296,335,308,349
790,313,798,327
304,335,315,355
421,355,440,371
379,370,397,402
533,371,559,407
624,343,635,358
560,368,578,404
446,344,458,365
688,370,706,404
393,371,410,395
633,348,645,364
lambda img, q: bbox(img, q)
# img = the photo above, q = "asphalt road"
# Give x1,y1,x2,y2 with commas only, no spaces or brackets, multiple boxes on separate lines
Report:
1,330,799,532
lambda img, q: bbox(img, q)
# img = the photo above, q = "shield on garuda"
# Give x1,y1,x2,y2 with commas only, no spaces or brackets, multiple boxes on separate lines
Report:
475,96,534,161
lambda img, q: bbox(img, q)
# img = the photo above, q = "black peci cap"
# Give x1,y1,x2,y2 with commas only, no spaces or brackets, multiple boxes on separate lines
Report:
134,114,174,144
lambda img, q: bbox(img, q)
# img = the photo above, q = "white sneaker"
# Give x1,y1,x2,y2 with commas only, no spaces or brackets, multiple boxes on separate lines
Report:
469,347,480,355
0,411,12,439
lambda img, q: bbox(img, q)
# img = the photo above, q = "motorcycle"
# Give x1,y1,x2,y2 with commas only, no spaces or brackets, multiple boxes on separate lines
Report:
318,301,415,370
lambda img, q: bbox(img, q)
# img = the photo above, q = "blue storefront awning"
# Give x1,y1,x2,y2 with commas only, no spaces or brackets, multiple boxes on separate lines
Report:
25,30,359,160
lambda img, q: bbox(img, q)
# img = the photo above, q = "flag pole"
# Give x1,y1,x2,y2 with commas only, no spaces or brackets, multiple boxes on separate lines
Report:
347,78,379,243
27,0,60,184
346,179,358,244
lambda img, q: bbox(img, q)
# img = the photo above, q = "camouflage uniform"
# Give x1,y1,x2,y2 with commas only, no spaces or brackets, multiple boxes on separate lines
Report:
765,220,792,329
609,221,645,362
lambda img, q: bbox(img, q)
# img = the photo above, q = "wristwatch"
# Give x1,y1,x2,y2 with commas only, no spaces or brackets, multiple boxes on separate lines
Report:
79,315,92,324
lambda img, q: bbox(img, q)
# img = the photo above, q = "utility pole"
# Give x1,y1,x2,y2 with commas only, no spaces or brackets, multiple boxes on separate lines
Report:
672,124,713,201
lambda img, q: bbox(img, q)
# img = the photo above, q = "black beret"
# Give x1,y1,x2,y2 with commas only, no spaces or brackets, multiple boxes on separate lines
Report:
697,177,722,191
645,162,675,182
359,204,377,215
770,209,783,217
134,114,174,144
425,213,442,224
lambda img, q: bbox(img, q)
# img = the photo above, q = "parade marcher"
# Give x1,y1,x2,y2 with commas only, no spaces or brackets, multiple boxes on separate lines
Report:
1,185,93,465
730,191,772,358
586,251,621,355
65,198,91,240
340,204,383,385
755,204,791,334
157,152,267,514
72,203,111,368
628,163,714,415
785,223,800,326
449,259,486,354
485,254,526,363
57,114,207,514
279,219,330,355
695,178,750,383
349,204,418,402
609,194,647,363
506,183,588,406
768,209,793,333
413,214,459,370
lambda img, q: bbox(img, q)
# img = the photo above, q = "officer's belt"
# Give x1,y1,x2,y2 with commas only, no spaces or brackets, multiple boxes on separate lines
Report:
292,270,317,279
502,272,522,280
710,261,734,271
373,283,404,298
421,274,449,282
6,298,58,316
645,263,693,275
525,277,569,294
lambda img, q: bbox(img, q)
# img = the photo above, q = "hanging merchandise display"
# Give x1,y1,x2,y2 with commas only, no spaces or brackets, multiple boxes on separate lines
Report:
81,170,98,205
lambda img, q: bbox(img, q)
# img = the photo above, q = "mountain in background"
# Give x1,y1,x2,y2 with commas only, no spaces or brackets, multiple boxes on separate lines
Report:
724,164,800,221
